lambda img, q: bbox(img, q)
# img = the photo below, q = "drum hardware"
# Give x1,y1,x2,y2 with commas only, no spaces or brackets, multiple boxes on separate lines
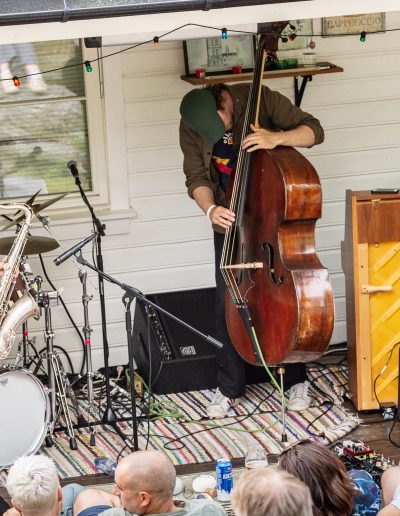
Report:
79,267,96,446
14,321,38,369
35,289,78,450
13,264,40,369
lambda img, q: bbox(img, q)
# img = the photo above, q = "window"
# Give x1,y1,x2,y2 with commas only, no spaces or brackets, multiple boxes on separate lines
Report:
0,40,94,201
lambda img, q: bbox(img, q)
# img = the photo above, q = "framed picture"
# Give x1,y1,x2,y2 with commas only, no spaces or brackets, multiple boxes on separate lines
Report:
279,19,313,51
183,35,255,76
322,13,385,36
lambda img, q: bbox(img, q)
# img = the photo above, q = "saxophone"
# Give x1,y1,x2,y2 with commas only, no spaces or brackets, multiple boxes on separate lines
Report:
0,203,40,365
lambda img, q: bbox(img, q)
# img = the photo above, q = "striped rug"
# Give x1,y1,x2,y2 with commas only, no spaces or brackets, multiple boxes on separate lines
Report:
3,365,359,479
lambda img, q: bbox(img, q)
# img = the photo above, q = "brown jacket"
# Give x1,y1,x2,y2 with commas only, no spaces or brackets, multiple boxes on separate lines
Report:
179,83,324,213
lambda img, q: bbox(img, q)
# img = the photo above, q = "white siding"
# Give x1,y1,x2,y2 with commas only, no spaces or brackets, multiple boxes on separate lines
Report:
6,12,400,371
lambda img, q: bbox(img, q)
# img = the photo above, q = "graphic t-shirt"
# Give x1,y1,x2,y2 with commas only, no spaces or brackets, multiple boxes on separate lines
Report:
211,131,237,192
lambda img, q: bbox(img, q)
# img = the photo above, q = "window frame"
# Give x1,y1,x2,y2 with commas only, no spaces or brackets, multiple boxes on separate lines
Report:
1,42,131,219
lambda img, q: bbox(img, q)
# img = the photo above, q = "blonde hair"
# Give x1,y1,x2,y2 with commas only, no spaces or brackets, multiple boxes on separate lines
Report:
6,455,59,515
231,467,313,516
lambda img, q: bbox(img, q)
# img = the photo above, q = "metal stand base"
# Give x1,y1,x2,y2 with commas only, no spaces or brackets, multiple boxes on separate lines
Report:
278,366,288,443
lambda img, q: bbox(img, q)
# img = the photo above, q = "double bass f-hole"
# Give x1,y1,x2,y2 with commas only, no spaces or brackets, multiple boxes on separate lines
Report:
262,242,283,286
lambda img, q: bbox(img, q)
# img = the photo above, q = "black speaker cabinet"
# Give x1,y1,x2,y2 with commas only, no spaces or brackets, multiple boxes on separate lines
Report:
132,288,219,394
131,287,273,394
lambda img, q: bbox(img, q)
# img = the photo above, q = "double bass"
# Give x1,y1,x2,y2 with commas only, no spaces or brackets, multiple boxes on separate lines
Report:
222,22,334,366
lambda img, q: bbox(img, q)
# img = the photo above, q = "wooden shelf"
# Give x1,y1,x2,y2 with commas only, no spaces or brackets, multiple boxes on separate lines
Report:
181,62,343,85
181,62,343,107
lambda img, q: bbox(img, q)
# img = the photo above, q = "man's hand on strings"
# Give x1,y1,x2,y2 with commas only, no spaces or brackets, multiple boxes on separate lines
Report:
242,124,283,152
209,206,235,230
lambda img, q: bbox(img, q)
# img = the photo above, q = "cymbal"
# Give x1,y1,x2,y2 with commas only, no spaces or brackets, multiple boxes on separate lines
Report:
2,192,68,231
0,236,59,255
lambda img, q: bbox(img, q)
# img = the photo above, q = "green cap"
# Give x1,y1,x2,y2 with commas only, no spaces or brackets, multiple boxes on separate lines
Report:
180,89,226,146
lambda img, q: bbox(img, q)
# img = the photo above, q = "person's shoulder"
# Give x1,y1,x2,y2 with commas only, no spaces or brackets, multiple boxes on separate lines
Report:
185,500,227,516
99,508,132,516
229,83,250,98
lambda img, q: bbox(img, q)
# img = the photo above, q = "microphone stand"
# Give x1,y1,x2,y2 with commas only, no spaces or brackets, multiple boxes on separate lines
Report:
71,168,116,425
74,252,223,451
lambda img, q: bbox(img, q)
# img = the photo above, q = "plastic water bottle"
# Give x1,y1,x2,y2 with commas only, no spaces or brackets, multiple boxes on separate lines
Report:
94,456,117,477
244,445,269,469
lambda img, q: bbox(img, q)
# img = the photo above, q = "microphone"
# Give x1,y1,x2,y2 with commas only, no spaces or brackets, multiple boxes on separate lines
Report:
67,160,79,178
54,233,97,266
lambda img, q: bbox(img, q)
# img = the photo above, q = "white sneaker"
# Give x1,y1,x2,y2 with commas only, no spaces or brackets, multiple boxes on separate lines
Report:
206,388,237,419
28,76,47,93
2,78,19,94
287,381,311,411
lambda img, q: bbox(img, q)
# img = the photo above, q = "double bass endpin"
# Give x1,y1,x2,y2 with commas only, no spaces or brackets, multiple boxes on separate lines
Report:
222,262,264,270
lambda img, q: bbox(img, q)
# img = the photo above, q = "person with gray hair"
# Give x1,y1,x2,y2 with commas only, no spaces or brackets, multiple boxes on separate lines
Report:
4,455,83,516
73,450,226,516
231,467,313,516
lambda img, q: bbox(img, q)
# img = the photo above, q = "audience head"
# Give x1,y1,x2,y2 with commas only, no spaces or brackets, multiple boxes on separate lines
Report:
231,467,313,516
381,466,400,506
6,455,61,515
278,439,355,516
113,450,176,514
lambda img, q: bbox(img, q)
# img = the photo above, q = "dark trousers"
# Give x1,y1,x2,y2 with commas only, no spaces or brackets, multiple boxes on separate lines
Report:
214,231,307,399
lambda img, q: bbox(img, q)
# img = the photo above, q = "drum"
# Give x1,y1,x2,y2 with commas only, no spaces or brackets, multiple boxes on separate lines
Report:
0,368,49,468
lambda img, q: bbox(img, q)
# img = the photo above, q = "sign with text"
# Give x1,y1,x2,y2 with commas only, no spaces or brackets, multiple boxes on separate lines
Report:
322,13,385,36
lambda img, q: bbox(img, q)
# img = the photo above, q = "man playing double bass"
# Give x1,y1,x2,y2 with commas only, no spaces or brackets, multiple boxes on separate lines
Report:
179,82,324,418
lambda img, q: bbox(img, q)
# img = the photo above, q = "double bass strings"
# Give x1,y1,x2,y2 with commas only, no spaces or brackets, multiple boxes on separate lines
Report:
221,36,265,308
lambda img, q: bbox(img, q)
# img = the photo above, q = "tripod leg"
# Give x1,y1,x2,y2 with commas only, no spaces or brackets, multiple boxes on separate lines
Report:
87,370,96,446
278,366,288,443
14,339,23,368
45,435,54,447
52,354,78,450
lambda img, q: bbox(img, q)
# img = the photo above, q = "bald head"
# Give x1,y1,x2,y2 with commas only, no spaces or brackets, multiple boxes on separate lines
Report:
116,451,176,502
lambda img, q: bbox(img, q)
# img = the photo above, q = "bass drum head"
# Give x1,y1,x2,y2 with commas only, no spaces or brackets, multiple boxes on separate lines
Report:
0,369,49,468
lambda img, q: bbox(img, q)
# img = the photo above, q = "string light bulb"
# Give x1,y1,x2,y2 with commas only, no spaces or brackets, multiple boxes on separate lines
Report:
84,60,93,72
12,76,21,87
360,31,367,42
221,28,228,40
153,36,160,45
281,37,288,43
309,40,316,49
288,33,297,41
